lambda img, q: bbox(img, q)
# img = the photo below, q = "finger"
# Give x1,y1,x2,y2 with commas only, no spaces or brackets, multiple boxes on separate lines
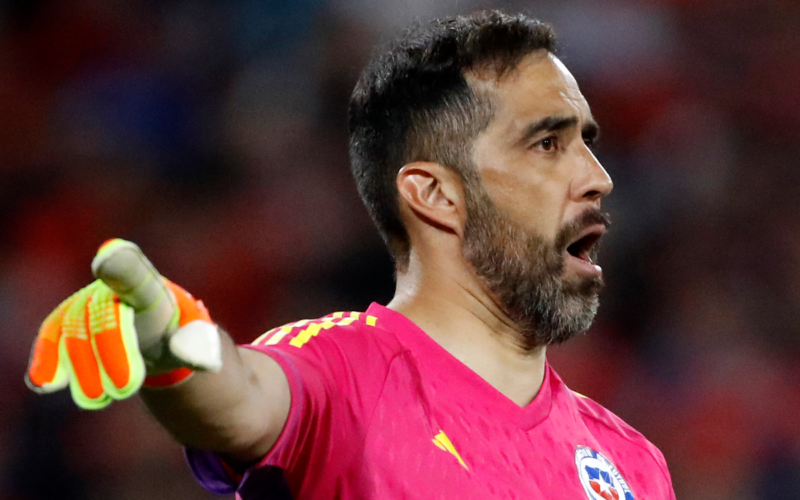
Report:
62,282,111,410
91,239,178,353
88,284,145,399
26,296,74,393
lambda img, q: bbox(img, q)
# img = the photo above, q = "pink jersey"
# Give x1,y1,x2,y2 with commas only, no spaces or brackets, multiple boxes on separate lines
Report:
187,303,675,499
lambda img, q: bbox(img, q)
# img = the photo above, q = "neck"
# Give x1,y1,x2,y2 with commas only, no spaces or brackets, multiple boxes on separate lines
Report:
388,251,547,406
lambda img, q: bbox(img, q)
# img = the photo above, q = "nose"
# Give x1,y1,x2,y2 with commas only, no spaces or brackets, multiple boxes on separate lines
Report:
572,146,613,204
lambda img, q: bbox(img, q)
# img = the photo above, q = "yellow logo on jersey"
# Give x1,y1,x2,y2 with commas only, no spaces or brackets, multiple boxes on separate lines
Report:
433,430,468,470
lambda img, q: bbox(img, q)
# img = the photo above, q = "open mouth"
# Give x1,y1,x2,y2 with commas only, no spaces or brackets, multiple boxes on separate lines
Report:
565,225,605,264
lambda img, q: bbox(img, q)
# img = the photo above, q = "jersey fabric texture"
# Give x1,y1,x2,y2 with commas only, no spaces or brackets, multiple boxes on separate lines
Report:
186,303,676,499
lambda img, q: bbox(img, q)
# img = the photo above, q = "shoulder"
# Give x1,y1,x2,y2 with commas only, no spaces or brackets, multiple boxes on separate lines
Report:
569,389,672,483
571,392,657,453
250,310,405,356
246,310,409,389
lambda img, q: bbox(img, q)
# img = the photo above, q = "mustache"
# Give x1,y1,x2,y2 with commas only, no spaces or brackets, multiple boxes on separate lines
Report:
555,209,612,251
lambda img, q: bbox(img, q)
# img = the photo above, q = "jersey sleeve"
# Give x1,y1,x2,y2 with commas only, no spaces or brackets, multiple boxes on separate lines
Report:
185,311,395,497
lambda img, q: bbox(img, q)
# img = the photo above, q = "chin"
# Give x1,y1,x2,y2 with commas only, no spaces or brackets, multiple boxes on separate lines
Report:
524,292,600,347
564,294,600,333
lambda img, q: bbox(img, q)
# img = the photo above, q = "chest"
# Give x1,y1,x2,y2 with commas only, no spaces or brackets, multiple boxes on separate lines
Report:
360,365,640,500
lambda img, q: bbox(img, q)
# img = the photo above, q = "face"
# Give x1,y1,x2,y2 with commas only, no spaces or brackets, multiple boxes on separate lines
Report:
463,51,613,346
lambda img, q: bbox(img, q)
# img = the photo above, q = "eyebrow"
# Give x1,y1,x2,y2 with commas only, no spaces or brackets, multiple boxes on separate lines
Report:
515,115,601,146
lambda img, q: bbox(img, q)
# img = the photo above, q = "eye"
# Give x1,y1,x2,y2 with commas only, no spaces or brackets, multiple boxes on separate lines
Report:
534,136,558,152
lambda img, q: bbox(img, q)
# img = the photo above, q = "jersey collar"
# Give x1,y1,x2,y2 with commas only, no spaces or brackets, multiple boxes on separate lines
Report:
366,303,555,430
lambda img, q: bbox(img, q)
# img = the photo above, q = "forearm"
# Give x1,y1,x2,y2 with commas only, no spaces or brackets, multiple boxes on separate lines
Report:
140,328,290,463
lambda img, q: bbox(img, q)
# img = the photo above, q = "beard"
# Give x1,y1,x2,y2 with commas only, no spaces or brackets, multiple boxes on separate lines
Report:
462,183,610,348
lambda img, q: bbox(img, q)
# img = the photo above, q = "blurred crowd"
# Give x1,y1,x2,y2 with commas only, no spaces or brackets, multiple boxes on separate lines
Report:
1,0,799,499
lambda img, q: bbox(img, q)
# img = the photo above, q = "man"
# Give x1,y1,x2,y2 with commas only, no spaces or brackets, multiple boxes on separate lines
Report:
26,11,675,499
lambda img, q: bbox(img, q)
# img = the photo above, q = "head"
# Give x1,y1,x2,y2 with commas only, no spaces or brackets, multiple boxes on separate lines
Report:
349,11,613,347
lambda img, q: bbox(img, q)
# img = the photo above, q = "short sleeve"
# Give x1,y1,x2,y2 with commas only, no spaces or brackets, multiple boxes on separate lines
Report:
186,311,397,498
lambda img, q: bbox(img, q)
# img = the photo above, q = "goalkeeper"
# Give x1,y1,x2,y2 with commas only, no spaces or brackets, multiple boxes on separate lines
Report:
26,11,676,499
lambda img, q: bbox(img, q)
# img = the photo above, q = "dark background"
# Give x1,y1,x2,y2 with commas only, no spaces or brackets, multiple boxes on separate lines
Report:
2,0,799,498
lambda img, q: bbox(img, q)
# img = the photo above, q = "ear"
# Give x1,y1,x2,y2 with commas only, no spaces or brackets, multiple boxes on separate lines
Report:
396,162,466,238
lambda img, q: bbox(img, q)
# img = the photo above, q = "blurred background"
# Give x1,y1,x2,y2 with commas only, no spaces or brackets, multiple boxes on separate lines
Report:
1,0,799,498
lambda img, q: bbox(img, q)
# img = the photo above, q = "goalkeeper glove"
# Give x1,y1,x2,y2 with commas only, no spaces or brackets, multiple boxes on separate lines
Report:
25,239,222,410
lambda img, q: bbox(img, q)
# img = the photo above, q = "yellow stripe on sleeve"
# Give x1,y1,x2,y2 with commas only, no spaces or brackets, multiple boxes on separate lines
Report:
251,311,369,349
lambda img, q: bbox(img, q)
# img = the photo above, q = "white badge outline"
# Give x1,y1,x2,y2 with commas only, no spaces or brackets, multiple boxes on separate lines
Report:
574,445,635,500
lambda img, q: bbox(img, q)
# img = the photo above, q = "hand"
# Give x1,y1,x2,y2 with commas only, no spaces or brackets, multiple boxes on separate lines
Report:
25,239,222,410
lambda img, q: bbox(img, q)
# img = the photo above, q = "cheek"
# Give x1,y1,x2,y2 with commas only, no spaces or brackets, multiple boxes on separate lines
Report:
481,171,565,240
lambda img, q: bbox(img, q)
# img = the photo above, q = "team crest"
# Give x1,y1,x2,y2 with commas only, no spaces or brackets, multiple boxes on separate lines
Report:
575,445,634,500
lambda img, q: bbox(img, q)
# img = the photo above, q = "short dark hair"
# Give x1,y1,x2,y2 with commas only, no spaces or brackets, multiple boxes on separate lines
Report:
348,10,557,268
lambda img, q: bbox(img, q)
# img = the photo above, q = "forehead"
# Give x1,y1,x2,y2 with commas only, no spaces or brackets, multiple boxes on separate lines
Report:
471,51,591,135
